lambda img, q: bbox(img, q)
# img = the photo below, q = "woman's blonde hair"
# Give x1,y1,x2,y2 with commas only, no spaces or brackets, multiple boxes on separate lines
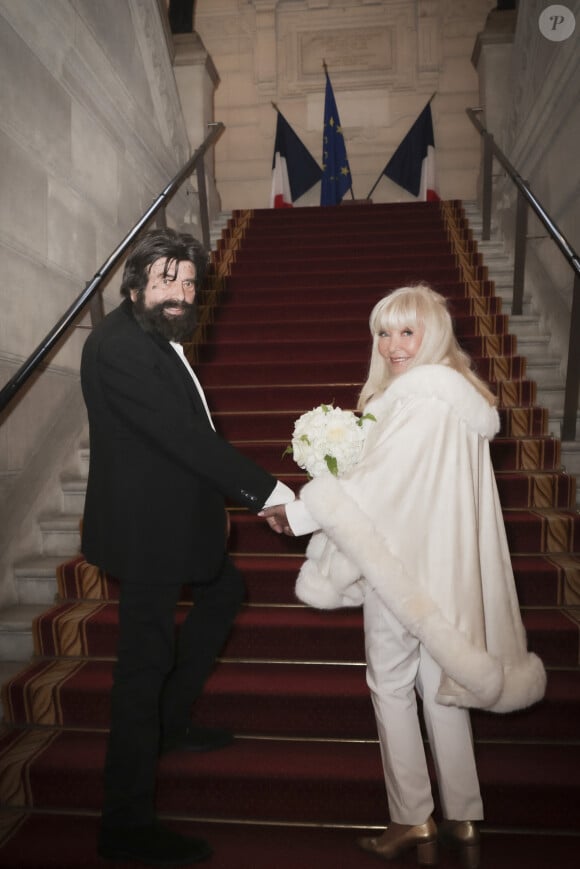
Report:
357,283,497,410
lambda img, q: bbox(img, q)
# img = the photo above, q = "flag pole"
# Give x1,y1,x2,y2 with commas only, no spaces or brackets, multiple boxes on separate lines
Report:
365,92,437,199
366,170,384,201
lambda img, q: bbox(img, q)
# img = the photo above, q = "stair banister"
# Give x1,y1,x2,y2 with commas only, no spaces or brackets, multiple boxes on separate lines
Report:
0,122,225,417
467,107,580,441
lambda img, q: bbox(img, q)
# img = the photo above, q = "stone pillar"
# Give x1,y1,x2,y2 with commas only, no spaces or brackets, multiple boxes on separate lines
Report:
173,32,222,226
471,7,517,208
472,8,517,149
253,0,277,95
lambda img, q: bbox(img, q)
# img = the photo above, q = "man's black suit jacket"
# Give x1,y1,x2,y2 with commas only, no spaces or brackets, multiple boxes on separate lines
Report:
80,299,277,584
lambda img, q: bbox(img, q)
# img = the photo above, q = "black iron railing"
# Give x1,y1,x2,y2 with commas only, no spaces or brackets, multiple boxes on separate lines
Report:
467,107,580,441
0,122,225,416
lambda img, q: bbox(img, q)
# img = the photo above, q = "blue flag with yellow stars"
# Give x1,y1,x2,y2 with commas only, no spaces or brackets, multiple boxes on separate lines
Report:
320,70,352,206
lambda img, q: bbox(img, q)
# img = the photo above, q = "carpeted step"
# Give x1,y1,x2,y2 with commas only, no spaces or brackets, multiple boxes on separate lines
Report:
0,728,578,830
234,237,458,258
494,472,576,509
233,225,454,245
237,549,580,609
225,508,580,558
203,331,519,362
204,382,362,413
203,386,548,438
197,357,371,385
200,340,526,380
1,812,578,869
208,291,503,321
224,265,485,291
244,462,576,512
31,600,580,668
54,554,308,606
195,359,538,402
4,658,580,743
31,603,367,662
232,203,450,234
197,337,401,365
510,553,580,606
248,466,565,515
230,252,471,275
201,313,512,344
55,552,578,609
234,200,443,224
211,390,545,441
499,407,548,437
236,214,450,236
233,221,457,240
235,437,562,473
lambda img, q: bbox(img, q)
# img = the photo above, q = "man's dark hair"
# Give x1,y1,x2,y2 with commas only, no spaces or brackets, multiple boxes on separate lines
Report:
120,228,208,299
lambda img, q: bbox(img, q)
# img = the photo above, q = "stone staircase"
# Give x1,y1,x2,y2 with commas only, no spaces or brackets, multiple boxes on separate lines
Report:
463,201,580,494
0,433,87,706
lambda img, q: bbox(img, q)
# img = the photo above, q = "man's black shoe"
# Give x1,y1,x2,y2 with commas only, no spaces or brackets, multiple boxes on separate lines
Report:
161,726,234,755
98,821,212,866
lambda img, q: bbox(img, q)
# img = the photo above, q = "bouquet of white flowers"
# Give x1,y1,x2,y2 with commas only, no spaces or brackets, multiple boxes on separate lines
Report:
285,403,376,478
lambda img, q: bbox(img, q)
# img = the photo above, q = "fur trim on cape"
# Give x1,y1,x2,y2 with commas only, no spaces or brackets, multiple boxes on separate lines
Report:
382,364,500,439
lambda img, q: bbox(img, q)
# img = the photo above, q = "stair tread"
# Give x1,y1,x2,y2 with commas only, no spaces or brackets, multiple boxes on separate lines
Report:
31,600,580,669
0,812,578,869
1,729,579,822
13,556,65,575
5,659,579,744
0,604,49,626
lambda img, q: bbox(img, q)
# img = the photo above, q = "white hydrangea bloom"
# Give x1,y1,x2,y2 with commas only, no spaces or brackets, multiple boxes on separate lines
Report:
288,404,375,477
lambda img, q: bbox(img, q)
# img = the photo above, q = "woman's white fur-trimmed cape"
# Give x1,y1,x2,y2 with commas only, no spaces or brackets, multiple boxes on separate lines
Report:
295,366,546,714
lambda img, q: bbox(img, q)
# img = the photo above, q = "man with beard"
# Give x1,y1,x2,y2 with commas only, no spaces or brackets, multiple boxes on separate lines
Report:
80,228,294,866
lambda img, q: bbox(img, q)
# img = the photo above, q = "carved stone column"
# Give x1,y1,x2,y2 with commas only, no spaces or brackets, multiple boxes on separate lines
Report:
252,0,278,94
472,7,517,148
173,32,222,223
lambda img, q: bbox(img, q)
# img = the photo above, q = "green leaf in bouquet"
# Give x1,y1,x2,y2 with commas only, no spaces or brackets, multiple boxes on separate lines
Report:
325,454,339,476
357,412,376,427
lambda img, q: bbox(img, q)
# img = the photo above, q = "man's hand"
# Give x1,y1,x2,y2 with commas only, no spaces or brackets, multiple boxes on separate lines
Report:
259,504,294,536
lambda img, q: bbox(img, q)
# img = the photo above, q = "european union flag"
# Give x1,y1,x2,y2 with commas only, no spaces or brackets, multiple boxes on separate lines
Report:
320,70,352,206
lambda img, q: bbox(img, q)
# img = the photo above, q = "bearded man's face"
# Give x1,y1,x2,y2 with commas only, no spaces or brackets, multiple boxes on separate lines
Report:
130,256,197,342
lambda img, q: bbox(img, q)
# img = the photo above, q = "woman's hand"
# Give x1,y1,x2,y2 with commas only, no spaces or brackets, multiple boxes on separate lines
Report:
259,505,294,536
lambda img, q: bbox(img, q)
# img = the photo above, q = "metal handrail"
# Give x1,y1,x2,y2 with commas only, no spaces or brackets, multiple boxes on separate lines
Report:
0,122,225,416
466,107,580,441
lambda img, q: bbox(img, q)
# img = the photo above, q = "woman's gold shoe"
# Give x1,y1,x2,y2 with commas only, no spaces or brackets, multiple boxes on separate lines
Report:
357,817,438,865
438,820,480,869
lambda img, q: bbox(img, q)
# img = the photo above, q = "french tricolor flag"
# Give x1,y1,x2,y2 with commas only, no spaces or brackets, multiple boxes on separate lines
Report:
382,101,439,201
269,109,322,208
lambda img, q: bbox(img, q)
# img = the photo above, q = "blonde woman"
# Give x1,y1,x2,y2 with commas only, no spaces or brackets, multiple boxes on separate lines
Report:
262,284,546,867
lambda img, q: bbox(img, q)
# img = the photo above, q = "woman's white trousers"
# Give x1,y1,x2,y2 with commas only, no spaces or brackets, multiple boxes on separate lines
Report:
363,584,484,825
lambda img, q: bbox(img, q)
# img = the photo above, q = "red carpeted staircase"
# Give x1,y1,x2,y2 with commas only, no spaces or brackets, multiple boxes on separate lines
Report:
1,201,579,868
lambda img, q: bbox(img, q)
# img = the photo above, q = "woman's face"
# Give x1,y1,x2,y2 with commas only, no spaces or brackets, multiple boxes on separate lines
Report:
378,322,425,377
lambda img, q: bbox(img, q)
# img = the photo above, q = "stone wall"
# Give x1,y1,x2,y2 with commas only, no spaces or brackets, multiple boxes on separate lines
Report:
194,0,495,209
0,0,194,602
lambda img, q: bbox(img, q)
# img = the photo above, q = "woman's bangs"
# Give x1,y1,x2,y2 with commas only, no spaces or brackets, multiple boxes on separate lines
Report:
376,297,420,334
